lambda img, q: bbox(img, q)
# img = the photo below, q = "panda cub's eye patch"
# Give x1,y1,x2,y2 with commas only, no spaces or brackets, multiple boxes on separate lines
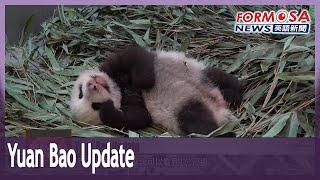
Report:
79,84,83,99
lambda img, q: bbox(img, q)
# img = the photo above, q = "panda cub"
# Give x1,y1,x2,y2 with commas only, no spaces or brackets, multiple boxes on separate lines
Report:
71,47,242,135
70,69,152,130
100,47,242,135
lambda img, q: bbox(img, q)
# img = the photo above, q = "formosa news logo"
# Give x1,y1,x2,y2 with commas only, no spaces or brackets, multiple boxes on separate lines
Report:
234,9,311,34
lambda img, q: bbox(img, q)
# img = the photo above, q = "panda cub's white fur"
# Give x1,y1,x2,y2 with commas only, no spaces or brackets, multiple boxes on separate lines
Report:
70,69,121,125
142,51,234,134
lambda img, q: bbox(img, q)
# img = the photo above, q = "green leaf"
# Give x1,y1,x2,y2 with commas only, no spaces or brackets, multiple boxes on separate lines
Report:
6,75,34,87
284,45,311,53
129,19,151,25
62,44,69,54
250,85,268,106
57,5,71,26
6,82,33,92
24,111,58,121
6,89,40,111
128,130,140,137
243,101,256,115
207,120,239,137
282,36,295,51
143,28,153,45
263,112,291,137
288,111,299,137
45,46,62,71
19,13,35,46
125,28,146,47
278,72,314,81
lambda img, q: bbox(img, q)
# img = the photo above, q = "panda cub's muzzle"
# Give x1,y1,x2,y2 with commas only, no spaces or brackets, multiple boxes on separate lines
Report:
87,75,110,93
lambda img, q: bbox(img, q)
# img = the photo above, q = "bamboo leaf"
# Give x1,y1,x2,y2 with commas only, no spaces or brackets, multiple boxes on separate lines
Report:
263,113,291,137
278,72,314,81
128,130,140,137
288,111,299,137
45,46,62,71
207,120,239,137
6,89,40,111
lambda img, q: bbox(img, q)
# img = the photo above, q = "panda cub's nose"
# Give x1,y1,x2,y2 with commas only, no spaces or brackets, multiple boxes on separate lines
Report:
87,80,97,90
87,76,107,91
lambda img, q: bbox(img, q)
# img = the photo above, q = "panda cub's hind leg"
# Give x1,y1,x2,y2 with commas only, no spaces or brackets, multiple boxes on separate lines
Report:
176,99,219,135
202,67,242,108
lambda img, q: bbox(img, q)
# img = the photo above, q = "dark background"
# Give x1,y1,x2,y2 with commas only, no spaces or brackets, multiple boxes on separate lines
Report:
5,5,83,45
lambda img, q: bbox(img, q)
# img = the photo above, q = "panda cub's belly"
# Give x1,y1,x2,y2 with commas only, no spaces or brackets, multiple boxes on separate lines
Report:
142,80,204,134
141,53,213,134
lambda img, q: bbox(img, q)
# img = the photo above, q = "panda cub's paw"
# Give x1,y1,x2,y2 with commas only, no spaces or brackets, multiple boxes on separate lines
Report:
99,100,127,129
100,100,119,112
